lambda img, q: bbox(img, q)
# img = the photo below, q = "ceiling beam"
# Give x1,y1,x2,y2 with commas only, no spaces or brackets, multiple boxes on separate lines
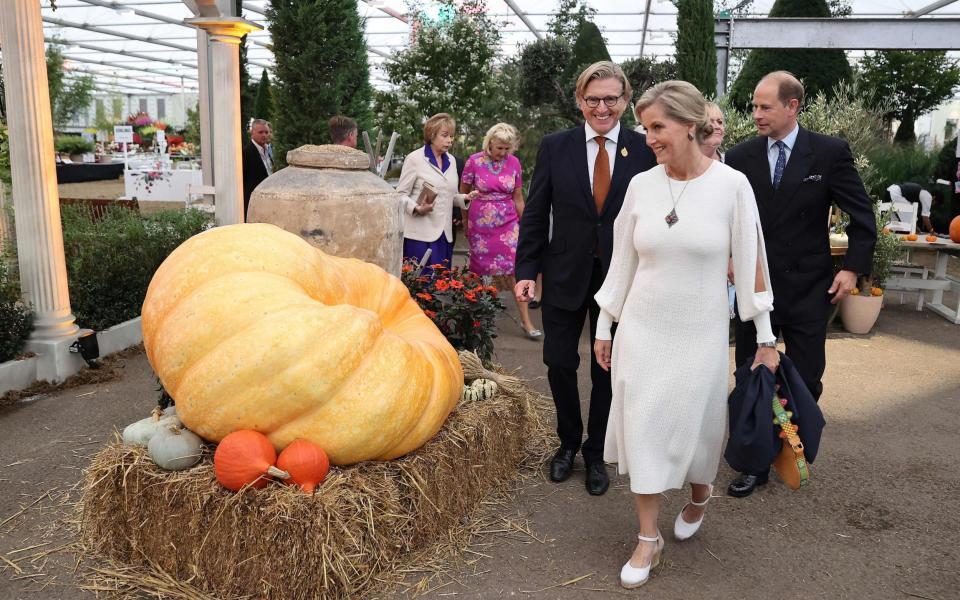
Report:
241,1,266,16
43,15,196,52
503,0,542,40
65,65,198,89
46,36,198,68
358,0,408,24
62,53,199,80
639,0,653,58
74,0,192,27
904,0,959,17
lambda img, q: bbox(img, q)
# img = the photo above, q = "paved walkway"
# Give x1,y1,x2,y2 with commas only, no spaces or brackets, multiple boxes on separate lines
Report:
1,297,958,599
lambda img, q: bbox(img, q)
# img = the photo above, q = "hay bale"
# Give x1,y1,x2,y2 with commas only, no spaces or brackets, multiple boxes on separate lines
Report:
80,385,545,600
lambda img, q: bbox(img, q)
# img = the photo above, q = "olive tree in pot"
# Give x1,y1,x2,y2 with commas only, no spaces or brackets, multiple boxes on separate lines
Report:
839,206,902,334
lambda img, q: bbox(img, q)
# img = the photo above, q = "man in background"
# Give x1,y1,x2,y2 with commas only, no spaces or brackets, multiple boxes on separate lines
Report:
329,116,358,148
886,182,934,234
242,118,272,220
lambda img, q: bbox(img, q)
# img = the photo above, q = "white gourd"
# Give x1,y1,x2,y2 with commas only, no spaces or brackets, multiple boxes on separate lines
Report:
461,385,482,402
470,378,498,399
148,425,203,471
122,408,182,445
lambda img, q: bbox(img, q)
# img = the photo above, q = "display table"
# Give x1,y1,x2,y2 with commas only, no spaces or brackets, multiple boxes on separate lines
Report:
886,237,960,324
56,162,124,184
123,167,202,202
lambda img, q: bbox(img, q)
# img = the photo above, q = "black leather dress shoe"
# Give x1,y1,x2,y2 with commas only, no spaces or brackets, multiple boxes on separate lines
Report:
549,448,576,482
585,462,610,496
529,300,541,310
727,472,769,498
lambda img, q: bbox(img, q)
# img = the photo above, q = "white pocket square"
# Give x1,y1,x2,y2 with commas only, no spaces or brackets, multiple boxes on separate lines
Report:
803,174,822,182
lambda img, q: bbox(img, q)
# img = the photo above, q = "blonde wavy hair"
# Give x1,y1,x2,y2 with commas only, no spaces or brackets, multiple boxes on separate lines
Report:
634,80,714,143
483,123,519,155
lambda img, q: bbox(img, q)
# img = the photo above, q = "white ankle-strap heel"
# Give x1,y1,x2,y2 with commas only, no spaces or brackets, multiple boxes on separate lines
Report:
620,531,663,589
674,485,713,541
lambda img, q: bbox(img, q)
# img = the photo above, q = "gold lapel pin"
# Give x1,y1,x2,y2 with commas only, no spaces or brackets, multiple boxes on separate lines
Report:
620,147,628,158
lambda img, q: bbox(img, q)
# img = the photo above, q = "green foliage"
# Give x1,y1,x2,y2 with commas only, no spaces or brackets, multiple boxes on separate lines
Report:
269,0,373,162
0,243,33,363
237,0,254,133
184,103,201,146
253,70,274,122
858,51,960,144
61,205,212,331
674,0,716,97
861,143,938,198
566,21,610,82
622,57,678,103
55,135,95,155
383,1,501,139
728,0,852,110
0,122,10,186
46,45,95,130
869,209,902,290
547,0,596,40
400,259,504,362
518,38,572,109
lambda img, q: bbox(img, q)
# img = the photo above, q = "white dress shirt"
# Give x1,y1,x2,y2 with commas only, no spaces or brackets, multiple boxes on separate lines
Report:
766,123,799,185
253,140,272,175
585,121,620,188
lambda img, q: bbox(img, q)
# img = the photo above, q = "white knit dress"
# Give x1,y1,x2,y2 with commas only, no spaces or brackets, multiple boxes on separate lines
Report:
594,161,775,495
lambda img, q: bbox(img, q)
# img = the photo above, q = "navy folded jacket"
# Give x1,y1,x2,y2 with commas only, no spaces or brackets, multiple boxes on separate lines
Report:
724,353,826,475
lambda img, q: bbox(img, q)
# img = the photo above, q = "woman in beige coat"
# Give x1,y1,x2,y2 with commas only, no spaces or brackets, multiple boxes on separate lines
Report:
396,113,477,269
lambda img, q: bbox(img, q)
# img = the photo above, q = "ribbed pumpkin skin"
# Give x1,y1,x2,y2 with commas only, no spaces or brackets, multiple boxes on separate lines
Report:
142,223,463,465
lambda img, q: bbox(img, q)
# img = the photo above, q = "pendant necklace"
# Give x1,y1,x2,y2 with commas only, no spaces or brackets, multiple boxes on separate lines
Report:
664,172,691,228
485,157,505,175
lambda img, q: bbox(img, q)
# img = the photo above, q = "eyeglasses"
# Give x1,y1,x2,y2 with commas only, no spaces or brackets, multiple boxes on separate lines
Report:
583,95,623,108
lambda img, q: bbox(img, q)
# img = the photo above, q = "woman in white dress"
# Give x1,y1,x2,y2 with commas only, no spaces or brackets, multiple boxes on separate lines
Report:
592,81,780,589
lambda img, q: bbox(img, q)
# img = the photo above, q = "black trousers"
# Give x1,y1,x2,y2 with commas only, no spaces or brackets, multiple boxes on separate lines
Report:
540,258,612,464
735,317,827,475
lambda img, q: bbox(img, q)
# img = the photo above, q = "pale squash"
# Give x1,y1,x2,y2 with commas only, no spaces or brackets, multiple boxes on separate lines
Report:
142,223,463,465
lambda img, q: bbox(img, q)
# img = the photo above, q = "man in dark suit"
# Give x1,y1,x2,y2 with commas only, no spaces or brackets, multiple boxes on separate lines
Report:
242,118,272,220
725,71,877,497
515,61,657,496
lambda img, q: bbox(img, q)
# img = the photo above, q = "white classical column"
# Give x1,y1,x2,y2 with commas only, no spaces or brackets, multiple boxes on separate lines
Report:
186,18,261,225
0,1,79,342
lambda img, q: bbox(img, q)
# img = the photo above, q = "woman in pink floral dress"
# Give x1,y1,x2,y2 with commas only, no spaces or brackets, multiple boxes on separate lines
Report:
460,123,541,338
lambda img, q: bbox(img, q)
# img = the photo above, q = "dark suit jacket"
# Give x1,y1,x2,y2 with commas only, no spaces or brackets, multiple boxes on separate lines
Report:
242,142,270,218
725,127,877,324
516,126,657,311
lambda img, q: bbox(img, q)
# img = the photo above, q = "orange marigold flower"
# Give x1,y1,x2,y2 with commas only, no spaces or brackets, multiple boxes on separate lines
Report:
464,291,477,302
401,264,414,273
435,279,450,291
416,292,433,301
449,280,464,289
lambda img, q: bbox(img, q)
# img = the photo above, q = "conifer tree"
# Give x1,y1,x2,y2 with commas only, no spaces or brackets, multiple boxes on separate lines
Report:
236,0,254,132
729,0,851,109
253,70,274,122
675,0,716,97
268,0,373,160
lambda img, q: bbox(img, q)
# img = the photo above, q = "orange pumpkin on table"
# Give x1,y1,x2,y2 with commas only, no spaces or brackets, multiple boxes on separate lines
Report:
926,235,938,242
142,224,463,466
905,233,919,241
950,216,960,243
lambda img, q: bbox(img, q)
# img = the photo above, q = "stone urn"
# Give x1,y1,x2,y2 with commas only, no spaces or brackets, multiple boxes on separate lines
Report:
247,144,405,275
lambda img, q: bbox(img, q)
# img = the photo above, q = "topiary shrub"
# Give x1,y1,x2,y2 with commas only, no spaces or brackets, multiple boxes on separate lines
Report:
55,135,95,155
61,204,213,331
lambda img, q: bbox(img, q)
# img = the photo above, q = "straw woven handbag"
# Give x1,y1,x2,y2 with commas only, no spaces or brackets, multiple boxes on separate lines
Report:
771,394,810,489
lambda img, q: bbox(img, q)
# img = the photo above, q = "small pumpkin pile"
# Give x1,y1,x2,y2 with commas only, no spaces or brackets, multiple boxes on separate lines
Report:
121,406,204,471
850,286,883,297
461,378,498,402
214,430,329,493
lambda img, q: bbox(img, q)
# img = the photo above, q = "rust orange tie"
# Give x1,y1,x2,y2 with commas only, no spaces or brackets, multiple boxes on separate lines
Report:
593,135,610,214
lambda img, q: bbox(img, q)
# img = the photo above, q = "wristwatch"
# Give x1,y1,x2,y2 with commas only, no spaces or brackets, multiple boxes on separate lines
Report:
757,341,777,348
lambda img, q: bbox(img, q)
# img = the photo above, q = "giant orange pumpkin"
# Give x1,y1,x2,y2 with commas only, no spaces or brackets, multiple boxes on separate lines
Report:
142,224,463,465
950,216,960,244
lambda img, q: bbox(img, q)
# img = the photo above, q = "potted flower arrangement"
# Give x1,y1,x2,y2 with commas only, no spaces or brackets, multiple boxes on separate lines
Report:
400,260,504,362
54,135,95,162
839,206,902,334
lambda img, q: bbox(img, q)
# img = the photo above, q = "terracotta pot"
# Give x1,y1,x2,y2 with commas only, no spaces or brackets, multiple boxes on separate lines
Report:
839,294,883,334
248,145,405,275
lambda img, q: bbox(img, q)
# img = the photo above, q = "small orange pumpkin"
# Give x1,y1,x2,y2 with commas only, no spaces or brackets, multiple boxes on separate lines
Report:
926,235,938,242
276,439,330,493
214,430,289,491
881,227,890,234
850,287,860,296
870,287,883,297
950,215,960,243
905,233,919,241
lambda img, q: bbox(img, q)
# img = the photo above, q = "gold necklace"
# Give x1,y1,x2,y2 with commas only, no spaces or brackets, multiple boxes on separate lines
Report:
664,157,709,228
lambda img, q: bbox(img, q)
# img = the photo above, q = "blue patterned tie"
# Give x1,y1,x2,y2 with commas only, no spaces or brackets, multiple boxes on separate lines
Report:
773,140,786,189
